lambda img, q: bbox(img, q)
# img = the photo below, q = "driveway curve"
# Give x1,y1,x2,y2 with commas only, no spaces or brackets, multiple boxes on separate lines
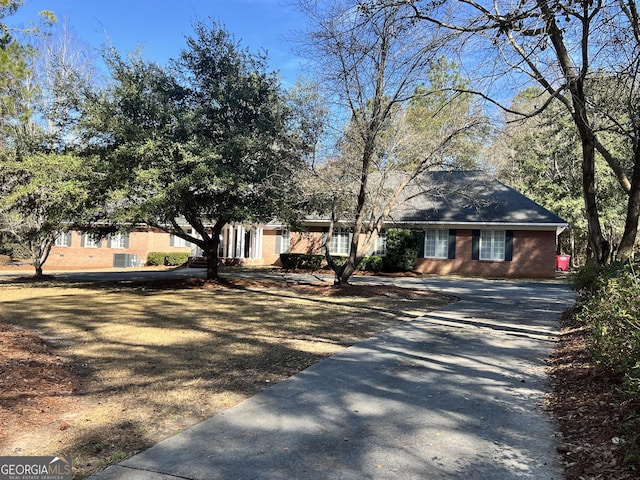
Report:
86,272,574,480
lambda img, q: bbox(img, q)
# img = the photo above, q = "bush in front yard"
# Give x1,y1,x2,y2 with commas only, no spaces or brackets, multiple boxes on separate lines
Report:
147,252,189,266
382,229,421,272
1,241,30,260
358,255,383,272
279,253,323,270
574,260,640,464
575,261,640,396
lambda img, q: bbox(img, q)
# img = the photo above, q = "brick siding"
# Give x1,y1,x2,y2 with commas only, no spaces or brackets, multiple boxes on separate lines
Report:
282,228,557,278
414,229,557,278
46,228,191,269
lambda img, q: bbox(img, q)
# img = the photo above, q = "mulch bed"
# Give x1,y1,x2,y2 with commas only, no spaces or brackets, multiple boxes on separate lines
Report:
546,307,640,479
0,324,79,452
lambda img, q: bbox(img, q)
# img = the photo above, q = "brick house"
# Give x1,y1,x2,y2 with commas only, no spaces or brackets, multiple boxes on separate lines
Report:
46,226,192,269
47,171,567,278
45,222,286,270
280,171,568,279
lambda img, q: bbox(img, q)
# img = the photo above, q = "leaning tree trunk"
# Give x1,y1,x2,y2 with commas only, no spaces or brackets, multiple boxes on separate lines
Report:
538,1,610,264
334,128,378,286
616,149,640,260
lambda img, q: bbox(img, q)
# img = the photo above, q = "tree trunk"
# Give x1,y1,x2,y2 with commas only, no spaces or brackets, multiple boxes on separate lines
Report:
568,78,610,264
581,138,610,264
570,227,577,268
203,223,225,280
204,236,222,280
535,1,610,264
334,261,357,286
616,149,640,260
205,248,218,280
30,241,48,278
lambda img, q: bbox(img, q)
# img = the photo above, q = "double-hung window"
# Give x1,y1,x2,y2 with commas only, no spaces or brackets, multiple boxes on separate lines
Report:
329,229,351,256
480,230,506,261
109,233,129,249
275,229,290,254
82,234,100,248
55,232,72,247
371,233,386,256
170,233,191,248
424,229,449,258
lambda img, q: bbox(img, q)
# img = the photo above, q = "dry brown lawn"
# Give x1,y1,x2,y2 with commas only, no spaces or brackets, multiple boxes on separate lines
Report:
0,274,450,479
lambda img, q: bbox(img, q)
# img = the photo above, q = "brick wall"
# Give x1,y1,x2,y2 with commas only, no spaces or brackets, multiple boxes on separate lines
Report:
261,228,280,265
414,229,557,278
46,226,557,277
46,228,191,269
290,230,324,255
282,228,557,278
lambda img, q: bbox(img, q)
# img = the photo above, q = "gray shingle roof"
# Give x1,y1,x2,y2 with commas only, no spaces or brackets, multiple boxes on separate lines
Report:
389,171,567,226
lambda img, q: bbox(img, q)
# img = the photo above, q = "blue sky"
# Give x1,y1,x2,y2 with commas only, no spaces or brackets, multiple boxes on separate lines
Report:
11,0,308,87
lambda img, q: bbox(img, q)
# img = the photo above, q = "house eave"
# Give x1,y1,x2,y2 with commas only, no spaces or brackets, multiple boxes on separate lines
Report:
301,219,568,232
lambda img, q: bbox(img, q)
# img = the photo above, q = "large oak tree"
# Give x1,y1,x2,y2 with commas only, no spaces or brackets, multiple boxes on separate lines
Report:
83,21,309,279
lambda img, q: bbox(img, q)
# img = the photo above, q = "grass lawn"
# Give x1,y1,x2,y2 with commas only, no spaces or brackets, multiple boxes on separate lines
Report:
0,275,450,479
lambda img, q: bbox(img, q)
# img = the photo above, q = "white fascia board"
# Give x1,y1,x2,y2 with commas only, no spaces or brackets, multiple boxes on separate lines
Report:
299,219,569,234
386,221,569,231
264,221,287,228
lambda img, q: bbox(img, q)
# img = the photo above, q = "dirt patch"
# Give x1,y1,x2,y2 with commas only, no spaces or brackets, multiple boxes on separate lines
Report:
546,307,640,479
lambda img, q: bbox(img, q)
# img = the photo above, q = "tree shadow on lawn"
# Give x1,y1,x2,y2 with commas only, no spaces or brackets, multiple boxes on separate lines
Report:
1,280,450,478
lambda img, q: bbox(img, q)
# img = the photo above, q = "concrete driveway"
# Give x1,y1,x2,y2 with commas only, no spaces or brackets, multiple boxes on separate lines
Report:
73,270,574,479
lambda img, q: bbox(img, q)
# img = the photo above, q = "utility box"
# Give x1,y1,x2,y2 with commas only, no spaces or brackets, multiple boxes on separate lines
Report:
113,253,138,268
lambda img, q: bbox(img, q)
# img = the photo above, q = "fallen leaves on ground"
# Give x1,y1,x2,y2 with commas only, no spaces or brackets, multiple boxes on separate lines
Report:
546,307,640,479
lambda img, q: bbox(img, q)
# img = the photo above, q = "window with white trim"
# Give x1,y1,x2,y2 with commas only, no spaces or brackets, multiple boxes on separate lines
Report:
424,229,449,258
170,234,191,247
82,234,100,248
55,232,72,247
110,233,129,249
371,233,386,256
329,229,350,255
276,229,290,254
480,230,506,261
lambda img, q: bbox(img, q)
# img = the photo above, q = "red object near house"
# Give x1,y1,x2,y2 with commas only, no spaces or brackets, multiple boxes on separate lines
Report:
556,255,571,272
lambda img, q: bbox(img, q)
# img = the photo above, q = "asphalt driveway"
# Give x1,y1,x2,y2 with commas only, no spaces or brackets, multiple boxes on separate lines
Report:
78,271,575,479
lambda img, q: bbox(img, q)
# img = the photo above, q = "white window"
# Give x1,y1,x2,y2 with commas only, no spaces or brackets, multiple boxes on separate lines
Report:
480,230,506,261
371,233,386,256
82,234,100,248
276,229,290,254
170,234,191,248
55,232,72,247
424,229,449,258
329,229,351,255
110,233,129,249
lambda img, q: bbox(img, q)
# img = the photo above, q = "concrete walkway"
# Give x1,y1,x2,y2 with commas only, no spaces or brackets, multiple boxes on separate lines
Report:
90,275,575,480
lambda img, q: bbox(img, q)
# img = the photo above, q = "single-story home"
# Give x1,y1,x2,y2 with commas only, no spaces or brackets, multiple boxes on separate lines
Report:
46,171,567,278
